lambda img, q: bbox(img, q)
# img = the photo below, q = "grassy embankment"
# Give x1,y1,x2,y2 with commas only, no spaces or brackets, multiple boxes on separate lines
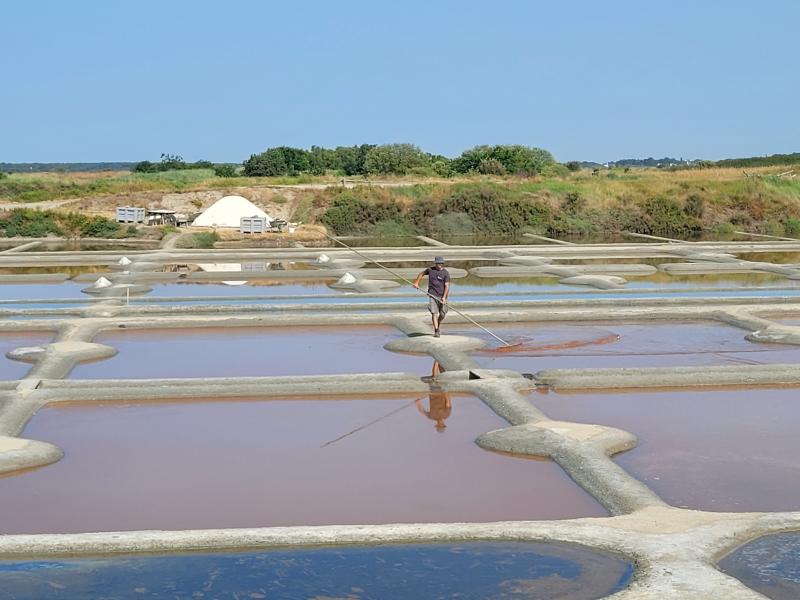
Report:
0,169,327,204
1,165,799,239
316,166,800,239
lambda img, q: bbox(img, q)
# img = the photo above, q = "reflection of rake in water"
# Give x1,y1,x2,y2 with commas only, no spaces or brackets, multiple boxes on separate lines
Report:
324,234,521,349
320,399,418,448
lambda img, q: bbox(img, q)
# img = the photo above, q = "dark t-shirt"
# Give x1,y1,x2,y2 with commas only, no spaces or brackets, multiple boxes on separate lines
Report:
424,267,450,298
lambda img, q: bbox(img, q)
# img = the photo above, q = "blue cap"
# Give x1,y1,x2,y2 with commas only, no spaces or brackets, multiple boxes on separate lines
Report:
434,256,445,264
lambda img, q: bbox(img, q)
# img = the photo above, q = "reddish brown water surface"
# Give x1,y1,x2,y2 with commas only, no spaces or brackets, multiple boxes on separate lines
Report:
70,326,427,379
451,321,800,372
0,332,51,380
534,387,800,512
0,395,605,534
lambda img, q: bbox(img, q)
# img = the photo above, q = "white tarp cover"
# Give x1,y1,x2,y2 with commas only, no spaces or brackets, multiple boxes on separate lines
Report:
196,263,242,273
191,196,272,228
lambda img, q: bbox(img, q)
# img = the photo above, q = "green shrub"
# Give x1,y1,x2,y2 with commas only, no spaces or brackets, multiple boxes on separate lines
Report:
133,154,213,173
477,158,507,175
364,144,430,175
439,186,551,234
243,147,310,176
430,212,475,235
0,209,64,237
641,196,700,236
320,191,405,234
0,209,130,238
431,159,453,177
290,196,313,223
784,218,800,237
765,219,785,236
684,194,705,218
321,183,556,236
565,161,581,172
602,205,648,233
540,163,570,177
176,231,218,248
213,164,237,178
715,222,736,236
371,219,416,237
561,191,586,215
451,145,555,176
549,214,597,236
194,231,218,248
80,216,121,238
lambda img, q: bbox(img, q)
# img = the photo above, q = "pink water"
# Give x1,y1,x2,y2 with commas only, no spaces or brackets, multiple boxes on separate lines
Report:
534,387,800,512
0,395,605,533
0,332,52,380
451,321,800,372
71,326,428,378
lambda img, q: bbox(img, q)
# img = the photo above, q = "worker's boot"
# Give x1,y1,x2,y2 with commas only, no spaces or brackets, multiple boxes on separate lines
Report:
434,330,440,338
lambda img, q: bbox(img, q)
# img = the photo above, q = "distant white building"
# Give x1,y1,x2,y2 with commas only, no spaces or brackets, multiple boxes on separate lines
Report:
191,195,272,228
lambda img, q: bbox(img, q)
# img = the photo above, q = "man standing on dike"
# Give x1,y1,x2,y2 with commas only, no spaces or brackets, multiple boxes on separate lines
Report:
413,256,450,338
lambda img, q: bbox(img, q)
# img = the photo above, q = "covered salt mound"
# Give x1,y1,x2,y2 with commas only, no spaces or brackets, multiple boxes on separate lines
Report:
81,279,152,296
91,276,113,289
497,256,552,267
329,272,400,293
192,196,272,228
313,253,365,270
672,250,740,263
560,274,627,290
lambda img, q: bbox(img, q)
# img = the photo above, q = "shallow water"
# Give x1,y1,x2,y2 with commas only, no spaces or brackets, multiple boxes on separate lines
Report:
718,532,800,600
454,321,800,372
534,388,800,512
0,542,633,600
2,270,800,305
0,396,605,533
144,281,331,297
0,282,87,299
0,332,51,380
70,326,429,379
773,317,800,327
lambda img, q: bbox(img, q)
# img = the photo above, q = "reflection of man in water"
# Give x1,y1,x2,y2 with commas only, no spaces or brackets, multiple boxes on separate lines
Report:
417,361,452,431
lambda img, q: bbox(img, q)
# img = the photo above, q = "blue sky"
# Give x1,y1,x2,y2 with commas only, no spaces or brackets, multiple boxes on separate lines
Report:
1,0,797,163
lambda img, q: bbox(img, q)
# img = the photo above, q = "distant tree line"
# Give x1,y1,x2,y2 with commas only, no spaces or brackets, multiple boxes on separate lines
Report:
131,154,238,177
714,152,800,169
132,154,215,173
242,144,556,177
0,162,136,173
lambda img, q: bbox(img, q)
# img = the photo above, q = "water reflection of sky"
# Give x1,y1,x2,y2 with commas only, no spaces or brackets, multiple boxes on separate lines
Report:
719,532,800,600
0,542,633,600
4,269,800,309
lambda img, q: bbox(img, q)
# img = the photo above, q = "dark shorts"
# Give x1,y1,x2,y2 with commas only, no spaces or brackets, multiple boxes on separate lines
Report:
428,297,449,317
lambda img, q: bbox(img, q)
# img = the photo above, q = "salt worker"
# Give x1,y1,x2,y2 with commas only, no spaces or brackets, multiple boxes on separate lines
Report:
413,256,450,338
